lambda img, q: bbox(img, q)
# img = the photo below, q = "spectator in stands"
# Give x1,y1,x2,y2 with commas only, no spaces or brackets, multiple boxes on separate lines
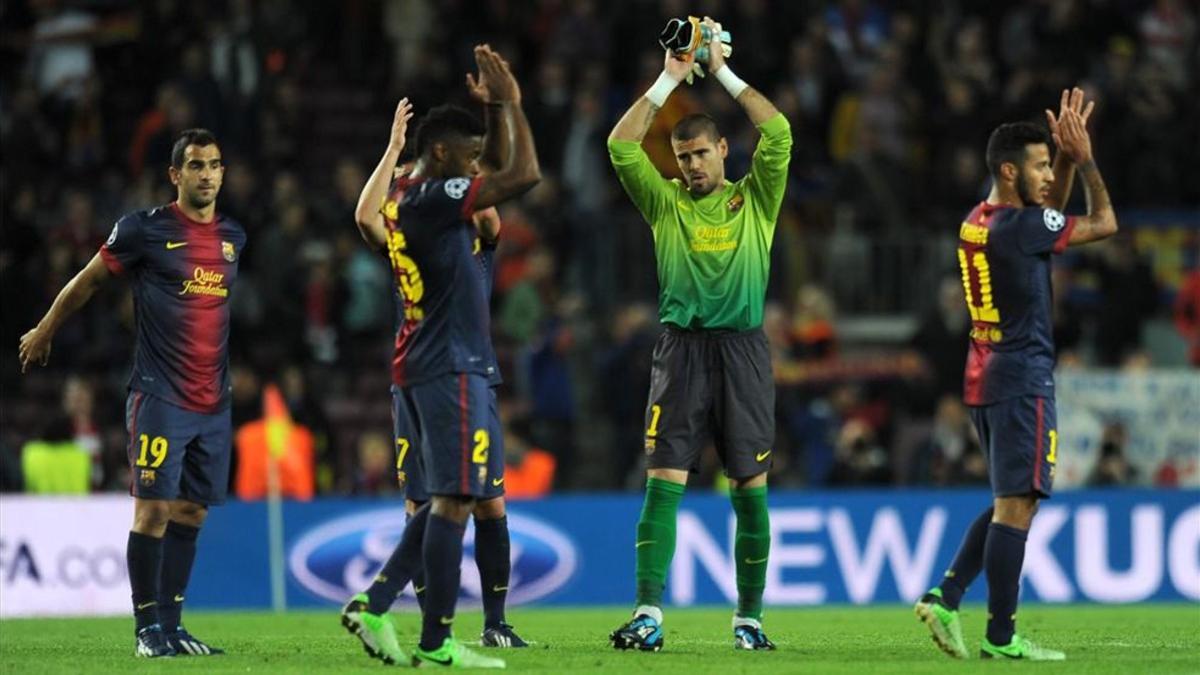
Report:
827,418,891,486
1174,267,1200,367
1088,423,1138,486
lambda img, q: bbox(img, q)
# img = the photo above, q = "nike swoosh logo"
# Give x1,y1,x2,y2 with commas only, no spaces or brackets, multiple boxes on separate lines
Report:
636,540,657,548
173,595,185,602
136,601,157,610
756,450,772,462
744,557,769,565
492,477,504,486
165,241,189,249
491,585,508,592
423,654,454,665
439,616,454,625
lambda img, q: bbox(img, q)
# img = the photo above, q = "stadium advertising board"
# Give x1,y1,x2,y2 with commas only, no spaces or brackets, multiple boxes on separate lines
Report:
0,497,131,617
1,490,1196,617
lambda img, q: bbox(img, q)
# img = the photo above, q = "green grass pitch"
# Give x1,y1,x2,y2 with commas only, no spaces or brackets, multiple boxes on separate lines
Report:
2,605,1198,673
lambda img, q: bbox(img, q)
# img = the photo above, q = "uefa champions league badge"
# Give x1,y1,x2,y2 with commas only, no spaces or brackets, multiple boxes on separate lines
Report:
1043,209,1066,232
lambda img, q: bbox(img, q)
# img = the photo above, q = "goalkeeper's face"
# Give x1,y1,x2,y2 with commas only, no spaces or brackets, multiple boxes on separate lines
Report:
672,134,728,196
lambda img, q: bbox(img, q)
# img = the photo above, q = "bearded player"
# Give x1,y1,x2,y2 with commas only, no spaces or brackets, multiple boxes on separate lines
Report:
914,88,1117,661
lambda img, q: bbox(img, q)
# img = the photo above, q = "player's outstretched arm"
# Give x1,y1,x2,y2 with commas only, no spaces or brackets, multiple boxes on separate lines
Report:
1044,87,1093,211
19,253,111,372
609,51,691,143
700,17,779,125
468,64,513,174
471,45,541,209
1051,100,1117,246
355,97,414,250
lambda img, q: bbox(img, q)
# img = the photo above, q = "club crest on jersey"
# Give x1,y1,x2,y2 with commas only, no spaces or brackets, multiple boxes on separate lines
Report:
727,193,744,212
444,178,471,199
1043,209,1066,232
140,469,156,487
222,241,236,262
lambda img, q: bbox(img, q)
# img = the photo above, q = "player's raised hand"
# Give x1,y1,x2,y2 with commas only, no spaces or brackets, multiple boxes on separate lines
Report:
1052,98,1094,165
702,17,726,72
18,325,52,373
663,49,692,83
1046,87,1094,162
474,45,520,103
388,97,414,152
472,206,501,241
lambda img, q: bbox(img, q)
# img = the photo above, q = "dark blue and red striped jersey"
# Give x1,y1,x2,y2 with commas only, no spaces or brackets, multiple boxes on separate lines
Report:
477,235,503,387
957,201,1076,406
99,202,246,413
381,175,496,387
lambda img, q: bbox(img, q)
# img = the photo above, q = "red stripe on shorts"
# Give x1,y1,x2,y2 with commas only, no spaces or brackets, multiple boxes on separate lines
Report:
127,392,144,496
460,374,469,494
1033,398,1045,492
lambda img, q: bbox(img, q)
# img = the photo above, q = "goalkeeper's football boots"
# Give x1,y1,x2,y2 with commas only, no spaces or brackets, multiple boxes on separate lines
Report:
609,613,664,652
166,626,225,655
732,617,777,651
981,634,1066,661
340,592,407,665
914,587,968,659
412,636,506,668
134,623,177,658
480,622,529,648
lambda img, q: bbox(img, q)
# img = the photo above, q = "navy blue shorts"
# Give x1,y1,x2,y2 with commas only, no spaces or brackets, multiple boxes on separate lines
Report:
970,396,1058,498
393,374,496,499
125,391,232,505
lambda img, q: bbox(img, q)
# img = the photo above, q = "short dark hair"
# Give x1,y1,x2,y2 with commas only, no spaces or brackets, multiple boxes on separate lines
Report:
671,113,721,143
171,128,220,168
414,104,485,157
985,122,1050,178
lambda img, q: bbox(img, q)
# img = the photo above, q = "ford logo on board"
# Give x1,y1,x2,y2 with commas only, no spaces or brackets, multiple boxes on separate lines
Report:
288,509,577,605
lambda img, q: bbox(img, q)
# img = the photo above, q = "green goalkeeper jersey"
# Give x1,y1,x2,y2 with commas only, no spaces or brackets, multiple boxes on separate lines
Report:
609,114,792,331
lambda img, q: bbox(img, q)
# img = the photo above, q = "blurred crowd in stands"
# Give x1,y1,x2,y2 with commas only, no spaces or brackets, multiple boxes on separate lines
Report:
2,0,1198,495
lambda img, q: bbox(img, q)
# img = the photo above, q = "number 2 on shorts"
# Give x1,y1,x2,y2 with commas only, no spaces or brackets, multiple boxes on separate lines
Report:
473,429,489,464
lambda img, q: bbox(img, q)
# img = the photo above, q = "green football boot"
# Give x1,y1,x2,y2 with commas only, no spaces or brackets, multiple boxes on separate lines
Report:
913,587,968,659
412,636,506,668
981,634,1066,661
340,592,407,665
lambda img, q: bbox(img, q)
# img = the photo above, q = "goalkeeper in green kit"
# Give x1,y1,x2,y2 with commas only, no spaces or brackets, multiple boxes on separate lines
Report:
607,16,791,653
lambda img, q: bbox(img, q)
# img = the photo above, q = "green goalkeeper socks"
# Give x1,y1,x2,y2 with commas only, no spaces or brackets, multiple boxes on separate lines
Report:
731,485,770,620
634,478,686,608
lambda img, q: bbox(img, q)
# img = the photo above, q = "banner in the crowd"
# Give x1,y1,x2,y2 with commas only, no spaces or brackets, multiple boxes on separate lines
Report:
1056,370,1200,487
0,497,132,617
2,490,1197,617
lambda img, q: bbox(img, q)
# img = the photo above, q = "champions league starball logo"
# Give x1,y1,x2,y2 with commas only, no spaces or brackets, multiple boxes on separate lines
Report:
288,509,577,606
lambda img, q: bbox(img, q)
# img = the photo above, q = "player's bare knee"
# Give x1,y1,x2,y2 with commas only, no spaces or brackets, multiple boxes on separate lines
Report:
992,494,1038,529
132,499,171,535
169,499,208,528
729,471,767,490
430,495,475,524
405,498,426,516
647,468,688,485
474,496,506,520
